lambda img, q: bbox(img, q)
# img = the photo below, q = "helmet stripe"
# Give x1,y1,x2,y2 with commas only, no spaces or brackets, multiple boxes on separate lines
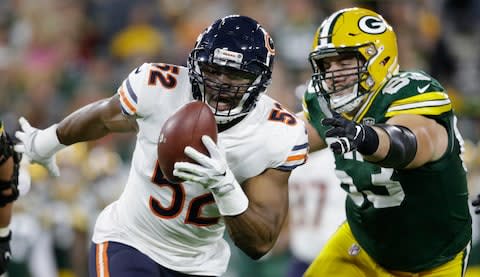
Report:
319,10,344,47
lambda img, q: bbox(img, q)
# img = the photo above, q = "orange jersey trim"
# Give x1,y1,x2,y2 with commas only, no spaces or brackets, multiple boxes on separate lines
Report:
119,87,137,114
96,242,110,277
287,153,307,162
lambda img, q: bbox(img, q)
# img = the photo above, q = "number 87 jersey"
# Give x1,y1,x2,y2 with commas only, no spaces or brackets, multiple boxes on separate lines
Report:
92,62,308,276
303,70,471,272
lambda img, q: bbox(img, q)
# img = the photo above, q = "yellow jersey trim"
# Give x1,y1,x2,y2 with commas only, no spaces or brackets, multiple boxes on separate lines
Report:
385,92,451,117
388,92,449,108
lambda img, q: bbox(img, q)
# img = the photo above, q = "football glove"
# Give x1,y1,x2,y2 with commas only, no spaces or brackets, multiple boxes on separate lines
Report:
0,230,12,274
173,135,249,216
322,113,377,155
14,117,65,177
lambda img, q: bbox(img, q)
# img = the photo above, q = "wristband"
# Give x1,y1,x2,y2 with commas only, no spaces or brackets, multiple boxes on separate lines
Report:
211,176,249,216
357,125,379,155
33,124,66,158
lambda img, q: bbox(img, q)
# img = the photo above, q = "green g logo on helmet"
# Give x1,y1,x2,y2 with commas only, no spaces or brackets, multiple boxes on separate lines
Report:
358,16,387,34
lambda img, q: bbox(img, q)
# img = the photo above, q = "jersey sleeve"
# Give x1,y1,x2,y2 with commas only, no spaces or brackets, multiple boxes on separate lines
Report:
383,71,452,119
381,71,457,157
275,119,309,171
276,140,309,171
117,63,151,117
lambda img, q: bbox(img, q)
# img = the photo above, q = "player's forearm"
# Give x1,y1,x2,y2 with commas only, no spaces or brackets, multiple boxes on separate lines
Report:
224,204,285,260
57,100,114,145
57,96,136,145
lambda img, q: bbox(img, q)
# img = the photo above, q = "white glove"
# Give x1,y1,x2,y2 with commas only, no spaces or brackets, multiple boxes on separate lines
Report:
14,117,66,177
173,135,249,216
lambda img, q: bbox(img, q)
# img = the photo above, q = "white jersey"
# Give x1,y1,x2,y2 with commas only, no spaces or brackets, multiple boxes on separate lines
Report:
92,63,308,276
288,149,345,262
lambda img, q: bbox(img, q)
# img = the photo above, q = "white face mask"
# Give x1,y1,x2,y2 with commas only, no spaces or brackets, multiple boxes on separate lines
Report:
323,82,366,113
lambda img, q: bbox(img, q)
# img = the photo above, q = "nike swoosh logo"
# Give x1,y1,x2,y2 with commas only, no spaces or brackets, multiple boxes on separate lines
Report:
417,84,429,93
134,66,142,74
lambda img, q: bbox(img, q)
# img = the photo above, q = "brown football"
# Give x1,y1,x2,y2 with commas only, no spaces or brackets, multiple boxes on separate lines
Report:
157,101,218,183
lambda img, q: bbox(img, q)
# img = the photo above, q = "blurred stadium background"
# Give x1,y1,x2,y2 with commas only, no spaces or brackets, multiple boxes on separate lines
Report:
0,0,479,276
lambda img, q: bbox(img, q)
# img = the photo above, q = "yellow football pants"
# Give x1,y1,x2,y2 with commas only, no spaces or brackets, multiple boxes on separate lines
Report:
304,222,470,277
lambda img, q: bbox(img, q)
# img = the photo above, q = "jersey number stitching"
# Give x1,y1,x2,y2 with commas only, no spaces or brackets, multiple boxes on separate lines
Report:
150,161,219,226
337,153,405,208
383,72,431,95
268,103,297,125
148,63,179,89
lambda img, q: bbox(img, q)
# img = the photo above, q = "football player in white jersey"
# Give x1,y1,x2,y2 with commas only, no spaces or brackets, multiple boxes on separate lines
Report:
286,148,345,277
14,15,308,277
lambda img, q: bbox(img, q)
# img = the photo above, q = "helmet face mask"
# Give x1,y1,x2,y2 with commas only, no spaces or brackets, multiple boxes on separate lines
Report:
309,7,399,114
200,63,257,115
310,50,369,113
188,15,275,124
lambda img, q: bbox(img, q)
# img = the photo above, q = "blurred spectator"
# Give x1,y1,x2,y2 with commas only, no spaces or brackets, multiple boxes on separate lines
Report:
286,149,345,277
109,3,165,65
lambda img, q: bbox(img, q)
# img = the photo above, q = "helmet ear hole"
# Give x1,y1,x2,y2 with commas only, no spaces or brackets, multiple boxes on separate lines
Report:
381,56,390,66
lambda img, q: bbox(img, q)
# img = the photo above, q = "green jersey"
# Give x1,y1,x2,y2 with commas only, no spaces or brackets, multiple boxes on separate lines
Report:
303,70,471,272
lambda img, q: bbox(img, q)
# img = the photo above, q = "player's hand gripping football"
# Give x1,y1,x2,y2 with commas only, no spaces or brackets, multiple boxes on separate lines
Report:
173,135,248,216
14,117,64,177
322,113,372,155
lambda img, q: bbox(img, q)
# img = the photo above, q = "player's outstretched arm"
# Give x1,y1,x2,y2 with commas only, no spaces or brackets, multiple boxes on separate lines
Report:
322,113,447,169
15,95,137,176
379,113,447,168
56,94,138,145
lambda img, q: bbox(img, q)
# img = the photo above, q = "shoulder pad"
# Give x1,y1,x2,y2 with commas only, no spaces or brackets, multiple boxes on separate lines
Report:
383,71,451,117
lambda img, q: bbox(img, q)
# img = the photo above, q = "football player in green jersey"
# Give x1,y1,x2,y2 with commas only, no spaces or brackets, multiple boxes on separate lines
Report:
299,7,472,277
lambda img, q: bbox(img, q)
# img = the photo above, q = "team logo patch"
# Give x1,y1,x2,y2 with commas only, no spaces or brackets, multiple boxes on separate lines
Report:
348,243,361,256
264,33,275,55
358,16,387,34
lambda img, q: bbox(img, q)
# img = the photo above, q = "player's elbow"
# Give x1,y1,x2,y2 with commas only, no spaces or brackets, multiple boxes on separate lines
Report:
235,239,275,260
407,125,445,168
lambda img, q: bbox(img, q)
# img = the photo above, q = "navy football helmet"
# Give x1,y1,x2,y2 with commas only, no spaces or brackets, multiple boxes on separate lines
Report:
188,15,275,124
